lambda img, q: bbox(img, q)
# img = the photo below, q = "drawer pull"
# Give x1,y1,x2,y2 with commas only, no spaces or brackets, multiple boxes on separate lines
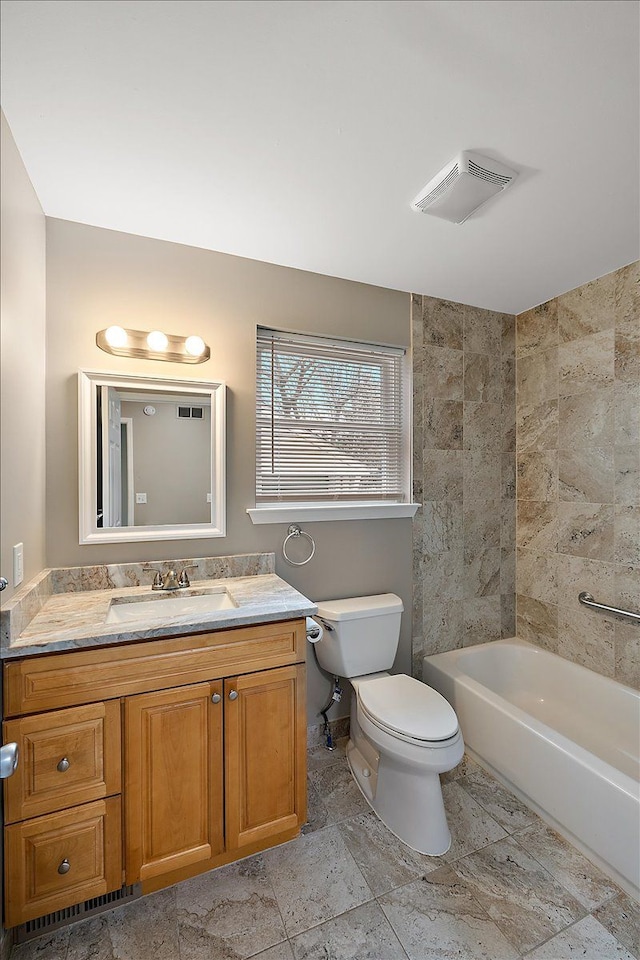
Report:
57,859,70,875
228,690,238,701
56,757,71,773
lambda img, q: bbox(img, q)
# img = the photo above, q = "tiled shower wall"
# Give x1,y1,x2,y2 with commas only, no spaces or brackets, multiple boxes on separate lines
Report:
515,261,639,689
411,295,516,675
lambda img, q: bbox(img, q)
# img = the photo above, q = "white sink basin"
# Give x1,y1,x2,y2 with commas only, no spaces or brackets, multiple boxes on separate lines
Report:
105,590,236,624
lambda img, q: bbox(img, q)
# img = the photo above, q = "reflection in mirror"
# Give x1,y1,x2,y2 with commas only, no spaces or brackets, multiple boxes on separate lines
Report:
79,371,226,544
97,386,211,527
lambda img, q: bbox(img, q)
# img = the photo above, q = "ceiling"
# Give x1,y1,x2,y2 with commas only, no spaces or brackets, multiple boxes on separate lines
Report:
1,0,638,314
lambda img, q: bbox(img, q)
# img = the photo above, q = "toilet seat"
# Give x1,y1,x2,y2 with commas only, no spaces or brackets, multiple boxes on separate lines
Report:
355,674,459,744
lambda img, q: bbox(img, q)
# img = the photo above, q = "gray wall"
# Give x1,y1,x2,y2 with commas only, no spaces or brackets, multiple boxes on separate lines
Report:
411,294,516,673
0,112,47,602
45,219,413,723
0,110,47,955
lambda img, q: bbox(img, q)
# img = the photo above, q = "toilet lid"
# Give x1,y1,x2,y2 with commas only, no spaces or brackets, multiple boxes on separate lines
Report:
357,674,459,742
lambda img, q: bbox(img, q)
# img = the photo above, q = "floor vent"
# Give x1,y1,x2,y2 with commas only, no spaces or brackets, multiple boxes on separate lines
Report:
12,885,141,944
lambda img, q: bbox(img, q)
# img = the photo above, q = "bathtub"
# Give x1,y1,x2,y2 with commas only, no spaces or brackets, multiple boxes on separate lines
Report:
423,638,640,899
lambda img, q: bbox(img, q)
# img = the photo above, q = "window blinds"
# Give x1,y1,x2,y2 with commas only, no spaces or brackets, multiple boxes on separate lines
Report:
256,328,406,503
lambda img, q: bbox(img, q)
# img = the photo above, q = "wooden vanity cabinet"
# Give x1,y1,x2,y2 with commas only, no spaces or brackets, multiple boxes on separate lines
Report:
3,618,307,926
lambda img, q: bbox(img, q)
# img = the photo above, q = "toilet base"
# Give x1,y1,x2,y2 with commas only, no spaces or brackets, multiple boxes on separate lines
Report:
347,704,464,856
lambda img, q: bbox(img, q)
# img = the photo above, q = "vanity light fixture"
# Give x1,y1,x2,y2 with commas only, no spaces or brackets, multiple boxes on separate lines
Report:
96,326,211,364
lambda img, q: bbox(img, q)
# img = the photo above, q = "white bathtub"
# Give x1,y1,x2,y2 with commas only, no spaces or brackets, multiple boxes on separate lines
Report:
423,638,640,899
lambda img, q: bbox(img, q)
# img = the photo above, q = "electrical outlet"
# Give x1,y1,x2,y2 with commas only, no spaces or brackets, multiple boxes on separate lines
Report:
136,493,147,504
13,543,24,587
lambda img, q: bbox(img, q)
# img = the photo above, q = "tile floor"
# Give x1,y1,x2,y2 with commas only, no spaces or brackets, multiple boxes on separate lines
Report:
10,743,640,960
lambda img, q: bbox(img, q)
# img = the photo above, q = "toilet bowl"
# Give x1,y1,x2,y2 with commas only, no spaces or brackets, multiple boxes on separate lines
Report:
311,594,464,855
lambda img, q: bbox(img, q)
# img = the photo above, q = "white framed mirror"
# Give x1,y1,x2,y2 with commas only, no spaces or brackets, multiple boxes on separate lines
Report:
78,369,226,543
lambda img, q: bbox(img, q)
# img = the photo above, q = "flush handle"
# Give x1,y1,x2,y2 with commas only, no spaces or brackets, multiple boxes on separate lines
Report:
57,757,70,773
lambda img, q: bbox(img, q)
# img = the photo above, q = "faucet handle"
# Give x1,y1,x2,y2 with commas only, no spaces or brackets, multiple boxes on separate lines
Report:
178,563,198,588
142,566,163,589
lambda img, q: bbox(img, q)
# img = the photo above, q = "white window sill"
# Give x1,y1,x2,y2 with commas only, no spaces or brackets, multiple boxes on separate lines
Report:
246,503,421,524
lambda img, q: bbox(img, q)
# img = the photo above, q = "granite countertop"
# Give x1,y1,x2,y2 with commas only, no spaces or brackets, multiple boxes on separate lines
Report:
0,555,316,660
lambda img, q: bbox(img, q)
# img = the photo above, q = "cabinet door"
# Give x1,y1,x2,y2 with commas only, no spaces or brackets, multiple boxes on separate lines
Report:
225,665,306,850
125,681,223,883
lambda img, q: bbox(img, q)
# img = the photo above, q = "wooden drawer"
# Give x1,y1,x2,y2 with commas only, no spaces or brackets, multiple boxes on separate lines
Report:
3,701,121,824
4,620,306,717
4,796,122,927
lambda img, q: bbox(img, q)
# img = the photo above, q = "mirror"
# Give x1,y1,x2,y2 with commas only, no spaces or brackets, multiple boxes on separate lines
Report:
78,370,226,543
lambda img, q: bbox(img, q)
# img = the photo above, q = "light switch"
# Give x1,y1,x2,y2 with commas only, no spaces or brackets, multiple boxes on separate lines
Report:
13,543,24,587
136,492,147,504
206,493,213,503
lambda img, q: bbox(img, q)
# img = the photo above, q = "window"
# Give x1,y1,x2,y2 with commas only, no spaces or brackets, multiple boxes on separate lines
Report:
254,327,410,515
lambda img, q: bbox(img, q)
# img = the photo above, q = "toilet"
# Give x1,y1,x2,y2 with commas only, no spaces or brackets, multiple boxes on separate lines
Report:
312,593,463,855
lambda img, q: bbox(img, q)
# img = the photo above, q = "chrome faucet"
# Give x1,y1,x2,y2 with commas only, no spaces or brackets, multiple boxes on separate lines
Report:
143,564,197,590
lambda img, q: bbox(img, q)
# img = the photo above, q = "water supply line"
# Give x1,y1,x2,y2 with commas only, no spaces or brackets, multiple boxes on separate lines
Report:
306,615,342,751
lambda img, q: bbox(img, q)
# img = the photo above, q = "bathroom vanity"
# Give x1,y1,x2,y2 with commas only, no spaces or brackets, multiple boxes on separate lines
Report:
1,557,314,928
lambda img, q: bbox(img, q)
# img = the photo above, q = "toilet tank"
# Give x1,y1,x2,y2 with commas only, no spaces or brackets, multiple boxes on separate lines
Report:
312,594,404,678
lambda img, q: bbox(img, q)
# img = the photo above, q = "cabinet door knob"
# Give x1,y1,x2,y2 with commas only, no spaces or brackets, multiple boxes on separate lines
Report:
228,690,238,701
57,757,70,773
58,859,71,875
211,693,221,704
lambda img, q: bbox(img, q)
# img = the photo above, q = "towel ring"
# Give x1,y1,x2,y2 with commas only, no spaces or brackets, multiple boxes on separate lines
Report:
282,524,316,566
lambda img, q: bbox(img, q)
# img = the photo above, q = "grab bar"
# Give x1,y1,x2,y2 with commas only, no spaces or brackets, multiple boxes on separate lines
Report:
578,592,640,623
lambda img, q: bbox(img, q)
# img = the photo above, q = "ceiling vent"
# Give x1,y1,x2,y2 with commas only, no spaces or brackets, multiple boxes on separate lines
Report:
411,151,518,223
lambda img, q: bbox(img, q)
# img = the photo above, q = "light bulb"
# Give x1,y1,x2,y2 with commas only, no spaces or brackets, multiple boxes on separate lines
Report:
146,330,169,352
104,325,128,348
185,335,206,357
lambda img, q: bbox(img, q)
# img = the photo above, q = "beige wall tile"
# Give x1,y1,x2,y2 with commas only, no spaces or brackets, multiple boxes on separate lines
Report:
423,599,464,656
516,548,558,604
463,597,502,645
558,389,614,448
615,444,640,505
614,504,640,564
464,352,500,402
517,451,558,501
558,446,614,503
463,401,502,450
558,502,615,560
422,449,464,501
516,300,558,358
558,329,615,396
557,272,616,342
516,594,558,651
517,347,559,406
614,336,640,383
516,501,558,552
614,261,640,337
515,263,638,684
614,620,640,688
464,305,501,354
424,345,464,400
424,398,463,449
614,382,640,445
422,297,464,349
464,449,502,500
517,399,558,452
